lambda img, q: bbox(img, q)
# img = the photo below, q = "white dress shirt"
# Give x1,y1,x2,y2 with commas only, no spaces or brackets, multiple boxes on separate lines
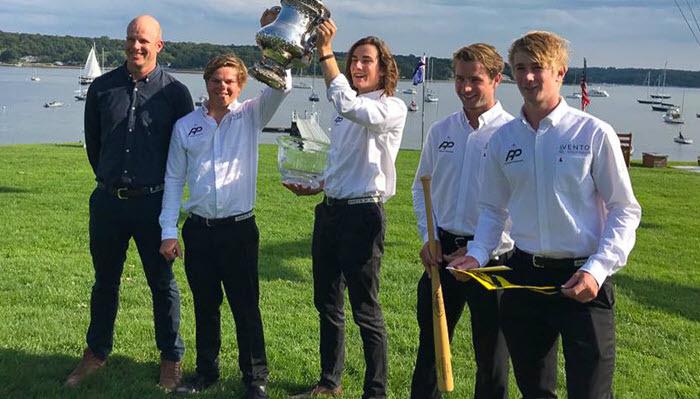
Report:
159,73,291,240
412,102,514,257
468,99,641,286
323,74,407,201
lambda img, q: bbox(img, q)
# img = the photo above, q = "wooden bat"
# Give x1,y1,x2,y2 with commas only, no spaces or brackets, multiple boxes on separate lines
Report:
420,175,454,393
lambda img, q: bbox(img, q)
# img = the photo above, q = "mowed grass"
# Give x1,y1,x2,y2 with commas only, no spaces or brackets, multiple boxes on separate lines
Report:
0,143,698,398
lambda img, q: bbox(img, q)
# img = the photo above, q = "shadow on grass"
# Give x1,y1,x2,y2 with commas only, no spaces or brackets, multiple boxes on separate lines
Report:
259,239,311,283
0,186,30,194
638,220,663,230
0,349,169,398
53,143,84,149
616,274,700,322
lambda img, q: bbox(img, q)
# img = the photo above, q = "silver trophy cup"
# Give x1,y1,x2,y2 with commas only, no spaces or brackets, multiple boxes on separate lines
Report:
251,0,331,89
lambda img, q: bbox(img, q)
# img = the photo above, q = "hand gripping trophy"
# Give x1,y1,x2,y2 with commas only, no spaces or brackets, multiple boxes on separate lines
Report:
251,0,331,89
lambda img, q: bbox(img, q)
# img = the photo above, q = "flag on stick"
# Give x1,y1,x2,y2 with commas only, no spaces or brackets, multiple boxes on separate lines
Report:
412,55,426,86
580,58,590,111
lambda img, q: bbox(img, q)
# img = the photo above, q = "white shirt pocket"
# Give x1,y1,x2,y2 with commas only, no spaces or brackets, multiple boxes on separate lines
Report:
554,154,593,193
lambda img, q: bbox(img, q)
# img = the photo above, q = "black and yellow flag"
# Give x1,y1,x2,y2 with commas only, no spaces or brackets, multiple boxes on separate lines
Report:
447,266,559,295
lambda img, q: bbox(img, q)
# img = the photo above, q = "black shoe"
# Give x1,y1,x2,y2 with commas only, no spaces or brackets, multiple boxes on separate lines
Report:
246,385,269,399
174,374,218,394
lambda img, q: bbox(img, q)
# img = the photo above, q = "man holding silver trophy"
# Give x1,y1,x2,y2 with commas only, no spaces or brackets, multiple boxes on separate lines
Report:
158,7,290,399
283,17,407,399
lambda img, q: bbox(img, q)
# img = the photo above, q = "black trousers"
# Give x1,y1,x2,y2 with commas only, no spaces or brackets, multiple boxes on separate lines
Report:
500,249,616,399
181,215,268,387
86,188,184,361
410,230,510,399
312,201,387,399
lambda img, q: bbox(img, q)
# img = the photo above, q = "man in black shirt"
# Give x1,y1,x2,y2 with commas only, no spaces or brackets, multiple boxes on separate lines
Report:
65,15,193,391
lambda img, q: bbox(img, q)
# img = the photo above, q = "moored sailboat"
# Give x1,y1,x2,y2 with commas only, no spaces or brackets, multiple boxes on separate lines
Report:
79,44,102,85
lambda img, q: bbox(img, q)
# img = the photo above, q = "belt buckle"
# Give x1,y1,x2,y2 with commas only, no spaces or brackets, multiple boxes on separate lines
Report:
532,256,546,268
116,187,129,200
325,196,333,206
204,217,213,227
454,237,467,248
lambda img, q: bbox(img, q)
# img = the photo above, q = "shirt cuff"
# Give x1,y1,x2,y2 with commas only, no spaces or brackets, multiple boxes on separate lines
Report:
466,245,490,268
580,258,609,288
161,227,179,241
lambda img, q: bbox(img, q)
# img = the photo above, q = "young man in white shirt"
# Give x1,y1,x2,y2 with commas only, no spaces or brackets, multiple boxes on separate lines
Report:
158,47,290,398
285,19,406,399
450,31,641,398
410,43,513,399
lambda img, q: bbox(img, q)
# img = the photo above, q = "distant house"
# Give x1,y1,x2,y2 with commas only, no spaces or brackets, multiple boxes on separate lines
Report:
20,55,38,63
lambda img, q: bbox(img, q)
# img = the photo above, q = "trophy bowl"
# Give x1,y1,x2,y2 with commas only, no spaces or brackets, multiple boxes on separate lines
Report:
251,0,331,89
276,135,329,189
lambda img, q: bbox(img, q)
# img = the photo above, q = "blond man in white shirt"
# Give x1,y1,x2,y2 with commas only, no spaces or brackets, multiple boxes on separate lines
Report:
158,44,290,398
410,43,513,399
450,31,641,399
285,19,406,399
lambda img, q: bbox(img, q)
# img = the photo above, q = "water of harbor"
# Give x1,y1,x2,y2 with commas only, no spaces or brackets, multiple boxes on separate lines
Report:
0,65,698,162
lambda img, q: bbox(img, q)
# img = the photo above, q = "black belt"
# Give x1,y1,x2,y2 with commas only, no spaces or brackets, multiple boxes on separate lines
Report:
514,247,588,270
437,227,473,249
97,182,164,199
323,195,381,206
188,210,254,227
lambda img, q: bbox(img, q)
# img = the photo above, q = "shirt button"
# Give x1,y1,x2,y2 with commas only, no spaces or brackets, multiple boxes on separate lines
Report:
134,88,138,92
123,170,128,173
129,129,132,132
131,107,135,110
125,149,130,153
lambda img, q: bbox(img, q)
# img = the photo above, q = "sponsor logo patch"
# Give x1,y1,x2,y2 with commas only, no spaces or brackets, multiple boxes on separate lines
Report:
187,126,204,137
438,137,455,153
504,146,523,164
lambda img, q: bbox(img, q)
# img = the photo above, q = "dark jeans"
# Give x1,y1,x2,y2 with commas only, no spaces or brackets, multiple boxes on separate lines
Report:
501,249,616,399
312,201,387,399
86,188,184,361
410,230,510,399
182,215,268,387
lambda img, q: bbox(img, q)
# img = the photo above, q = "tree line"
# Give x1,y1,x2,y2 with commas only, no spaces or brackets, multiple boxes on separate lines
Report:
2,30,700,87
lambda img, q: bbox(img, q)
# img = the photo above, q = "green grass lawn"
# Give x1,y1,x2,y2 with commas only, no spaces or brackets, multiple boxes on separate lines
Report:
0,143,698,398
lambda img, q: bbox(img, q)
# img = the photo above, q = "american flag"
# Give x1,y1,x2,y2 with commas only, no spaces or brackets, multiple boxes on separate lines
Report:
412,55,426,86
580,58,590,111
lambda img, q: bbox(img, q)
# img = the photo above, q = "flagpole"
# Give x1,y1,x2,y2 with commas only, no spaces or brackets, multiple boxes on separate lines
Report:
420,54,427,149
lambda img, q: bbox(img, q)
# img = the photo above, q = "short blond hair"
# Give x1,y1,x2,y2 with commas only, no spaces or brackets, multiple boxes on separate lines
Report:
508,31,569,70
203,53,248,86
452,43,504,80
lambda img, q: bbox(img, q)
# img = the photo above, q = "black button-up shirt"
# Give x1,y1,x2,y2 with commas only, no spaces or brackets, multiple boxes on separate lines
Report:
84,63,193,187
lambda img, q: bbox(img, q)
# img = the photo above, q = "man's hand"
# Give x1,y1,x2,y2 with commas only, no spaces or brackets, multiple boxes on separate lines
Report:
315,18,337,56
282,181,323,196
447,255,480,282
419,241,442,275
561,271,599,303
443,246,466,264
260,6,281,27
159,239,182,262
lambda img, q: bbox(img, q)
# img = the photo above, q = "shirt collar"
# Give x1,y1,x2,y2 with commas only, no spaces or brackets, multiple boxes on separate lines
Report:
124,63,162,84
201,99,241,118
460,101,505,131
518,96,569,131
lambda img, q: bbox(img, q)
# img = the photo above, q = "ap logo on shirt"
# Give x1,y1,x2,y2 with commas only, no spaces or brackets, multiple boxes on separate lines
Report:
438,137,455,153
504,145,523,164
187,125,204,137
334,116,344,125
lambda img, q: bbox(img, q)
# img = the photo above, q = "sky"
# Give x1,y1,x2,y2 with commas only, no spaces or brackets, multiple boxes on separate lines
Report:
2,0,700,70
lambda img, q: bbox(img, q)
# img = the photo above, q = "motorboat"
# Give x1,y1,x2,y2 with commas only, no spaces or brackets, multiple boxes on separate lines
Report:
194,95,207,106
44,101,64,108
308,91,320,102
651,103,677,112
74,89,87,101
663,107,684,124
424,90,439,103
589,87,609,97
566,92,582,99
79,44,102,85
402,88,417,95
408,99,418,112
673,131,693,144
